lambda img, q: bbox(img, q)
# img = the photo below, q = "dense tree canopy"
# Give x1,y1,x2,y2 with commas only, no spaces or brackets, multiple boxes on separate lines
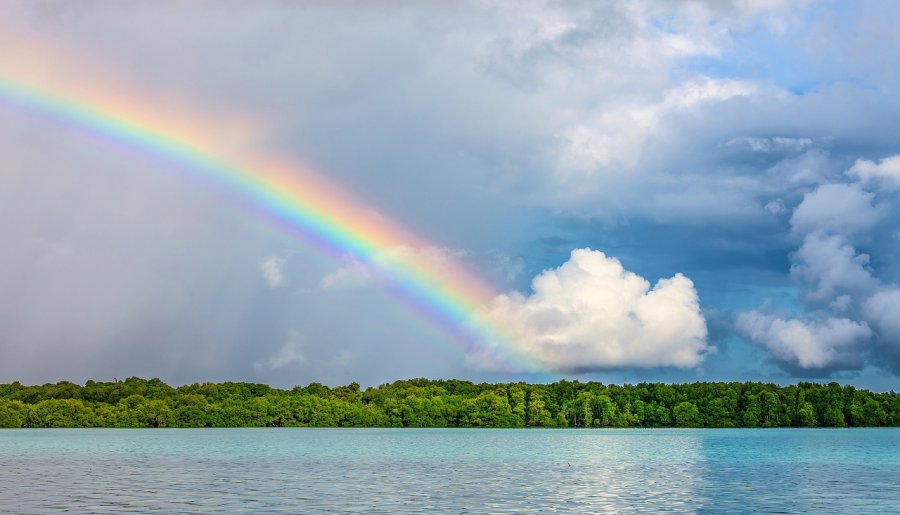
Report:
0,378,896,428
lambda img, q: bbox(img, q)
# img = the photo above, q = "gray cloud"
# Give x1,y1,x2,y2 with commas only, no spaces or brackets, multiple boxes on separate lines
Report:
790,233,877,304
850,154,900,189
253,330,307,372
789,183,886,239
736,309,871,373
729,137,815,154
736,161,900,375
862,288,900,374
260,257,286,288
1,1,900,387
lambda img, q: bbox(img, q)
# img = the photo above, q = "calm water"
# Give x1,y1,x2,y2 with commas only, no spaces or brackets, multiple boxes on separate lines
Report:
0,428,897,513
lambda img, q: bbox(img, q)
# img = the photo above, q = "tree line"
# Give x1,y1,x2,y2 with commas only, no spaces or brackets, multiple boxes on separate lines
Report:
0,377,896,428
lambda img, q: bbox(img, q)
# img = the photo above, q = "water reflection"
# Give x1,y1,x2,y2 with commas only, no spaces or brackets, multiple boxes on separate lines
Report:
0,428,896,513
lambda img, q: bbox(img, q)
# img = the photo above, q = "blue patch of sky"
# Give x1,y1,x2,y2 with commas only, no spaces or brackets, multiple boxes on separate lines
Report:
677,2,863,95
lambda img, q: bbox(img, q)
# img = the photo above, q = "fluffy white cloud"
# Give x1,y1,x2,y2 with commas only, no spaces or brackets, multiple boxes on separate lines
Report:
744,168,900,374
849,154,900,188
863,288,900,346
260,257,286,288
484,249,709,371
789,233,877,303
736,310,871,370
789,183,886,238
558,77,757,174
742,177,895,374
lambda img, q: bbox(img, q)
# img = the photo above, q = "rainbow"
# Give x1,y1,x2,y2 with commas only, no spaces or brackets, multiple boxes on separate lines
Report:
0,50,541,372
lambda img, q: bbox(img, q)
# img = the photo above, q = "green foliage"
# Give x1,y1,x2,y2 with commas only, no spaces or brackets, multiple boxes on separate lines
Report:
28,399,94,428
797,402,818,427
823,405,846,427
0,378,895,428
460,390,522,427
673,402,702,427
526,391,553,427
0,400,28,428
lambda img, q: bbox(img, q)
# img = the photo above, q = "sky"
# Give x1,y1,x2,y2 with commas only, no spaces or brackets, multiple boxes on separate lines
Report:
1,0,899,391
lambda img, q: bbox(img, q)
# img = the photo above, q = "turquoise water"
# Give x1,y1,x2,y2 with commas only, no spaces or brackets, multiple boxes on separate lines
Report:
0,428,897,513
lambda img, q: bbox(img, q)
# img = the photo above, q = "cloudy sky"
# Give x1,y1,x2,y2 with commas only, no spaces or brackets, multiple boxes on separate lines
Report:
1,0,899,390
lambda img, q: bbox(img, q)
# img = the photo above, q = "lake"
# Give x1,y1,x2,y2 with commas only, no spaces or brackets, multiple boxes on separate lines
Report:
0,428,897,513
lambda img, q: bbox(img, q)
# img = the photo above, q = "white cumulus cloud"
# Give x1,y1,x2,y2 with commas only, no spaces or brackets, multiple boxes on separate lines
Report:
863,288,900,348
789,233,877,303
849,154,900,189
559,77,757,174
789,183,886,238
736,309,871,371
739,165,900,375
484,248,710,371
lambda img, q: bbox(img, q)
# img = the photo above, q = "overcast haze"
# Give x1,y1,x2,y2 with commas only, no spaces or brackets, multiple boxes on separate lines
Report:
2,0,899,390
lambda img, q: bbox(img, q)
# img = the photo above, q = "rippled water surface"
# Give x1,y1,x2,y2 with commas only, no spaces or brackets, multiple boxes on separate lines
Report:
1,428,898,513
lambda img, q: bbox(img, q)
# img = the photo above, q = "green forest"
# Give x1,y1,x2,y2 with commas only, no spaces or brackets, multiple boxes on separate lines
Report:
0,377,896,428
